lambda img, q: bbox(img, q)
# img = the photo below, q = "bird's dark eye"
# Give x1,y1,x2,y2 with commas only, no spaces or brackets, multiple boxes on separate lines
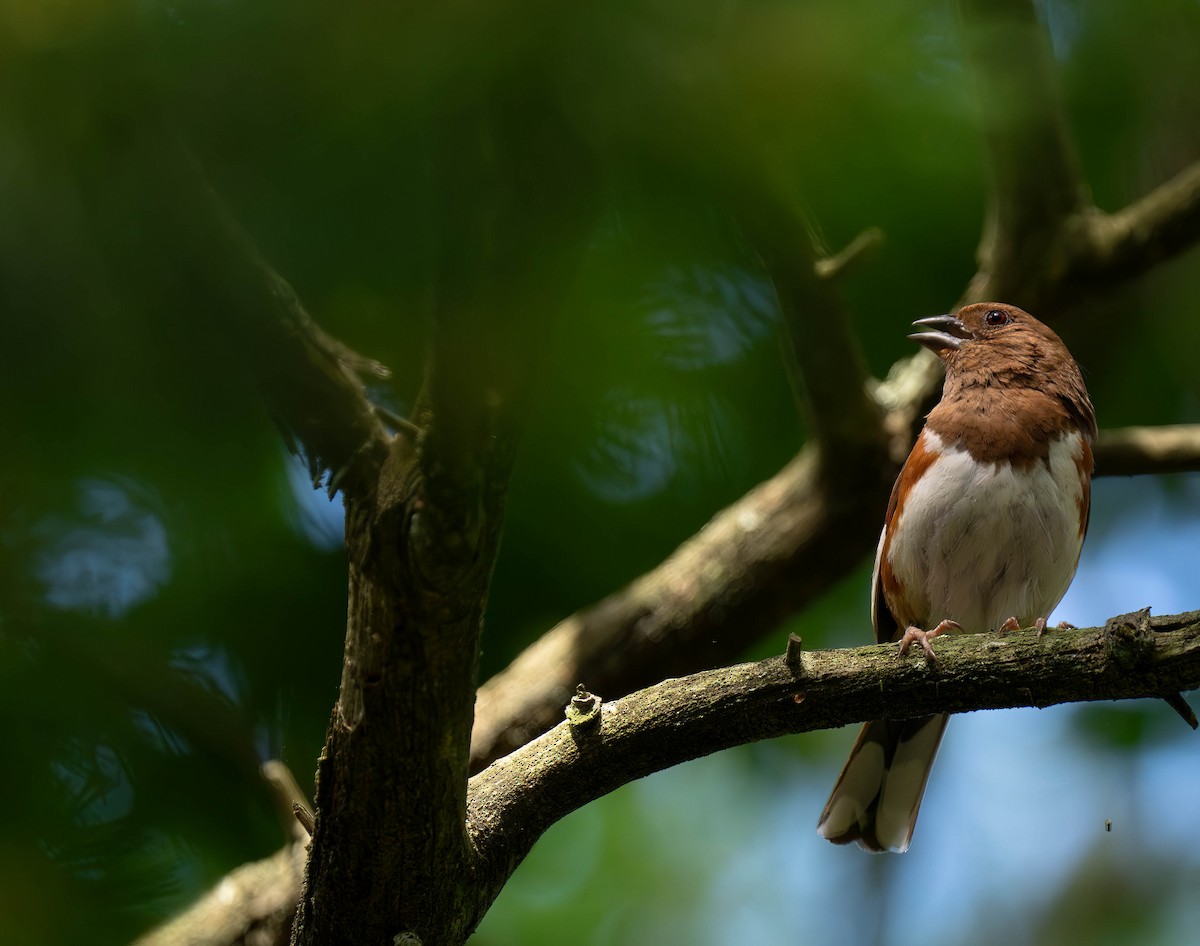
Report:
984,308,1011,326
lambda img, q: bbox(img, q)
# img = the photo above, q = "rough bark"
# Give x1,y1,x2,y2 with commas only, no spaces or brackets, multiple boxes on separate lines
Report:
286,89,598,941
135,609,1200,946
465,608,1200,920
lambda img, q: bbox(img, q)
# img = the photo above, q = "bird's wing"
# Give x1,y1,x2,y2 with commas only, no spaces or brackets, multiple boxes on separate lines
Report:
871,474,903,645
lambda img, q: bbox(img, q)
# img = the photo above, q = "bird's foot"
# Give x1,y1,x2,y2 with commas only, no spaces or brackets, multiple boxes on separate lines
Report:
998,616,1073,638
1035,617,1074,638
898,619,961,661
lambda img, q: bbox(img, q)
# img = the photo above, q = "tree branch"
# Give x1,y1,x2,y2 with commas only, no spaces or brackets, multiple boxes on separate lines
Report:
739,196,885,454
959,0,1089,303
469,418,1200,769
134,608,1200,946
1057,159,1200,301
131,842,305,946
1094,424,1200,477
157,144,394,500
465,608,1200,930
290,97,598,943
470,442,896,768
1094,159,1200,270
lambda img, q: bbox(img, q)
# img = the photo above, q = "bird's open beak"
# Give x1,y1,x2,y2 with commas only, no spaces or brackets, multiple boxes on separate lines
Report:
909,314,974,352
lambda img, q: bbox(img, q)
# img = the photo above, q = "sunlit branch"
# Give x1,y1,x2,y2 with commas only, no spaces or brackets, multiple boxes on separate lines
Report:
468,609,1200,917
131,843,305,946
1094,424,1200,477
146,608,1200,946
1068,160,1200,292
470,443,895,769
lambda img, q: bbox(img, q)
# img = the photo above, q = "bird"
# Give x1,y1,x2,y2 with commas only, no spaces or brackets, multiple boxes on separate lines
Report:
816,301,1095,853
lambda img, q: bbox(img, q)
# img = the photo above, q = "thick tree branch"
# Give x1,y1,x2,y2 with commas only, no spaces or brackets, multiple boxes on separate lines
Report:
132,842,305,946
291,97,598,944
746,204,885,453
471,442,896,768
1059,160,1200,299
465,608,1200,931
156,145,394,500
1093,424,1200,477
137,608,1200,946
470,419,1200,769
959,0,1089,303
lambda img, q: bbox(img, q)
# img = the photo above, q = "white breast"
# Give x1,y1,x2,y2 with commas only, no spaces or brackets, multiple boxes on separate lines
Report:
885,429,1087,632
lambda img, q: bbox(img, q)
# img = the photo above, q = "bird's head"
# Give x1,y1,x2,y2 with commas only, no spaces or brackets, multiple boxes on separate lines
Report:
910,301,1096,439
909,302,1052,356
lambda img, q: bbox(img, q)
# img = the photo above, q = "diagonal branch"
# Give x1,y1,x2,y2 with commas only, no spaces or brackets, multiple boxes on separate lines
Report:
466,608,1200,930
1092,159,1200,272
744,203,886,454
152,143,394,500
1059,159,1200,299
1093,424,1200,477
470,420,1200,769
470,442,896,768
959,0,1090,303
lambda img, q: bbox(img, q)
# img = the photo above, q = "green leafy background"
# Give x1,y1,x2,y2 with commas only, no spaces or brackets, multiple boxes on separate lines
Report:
2,0,1199,943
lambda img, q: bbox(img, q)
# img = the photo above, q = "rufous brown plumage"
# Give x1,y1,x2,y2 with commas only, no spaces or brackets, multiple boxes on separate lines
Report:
817,302,1095,853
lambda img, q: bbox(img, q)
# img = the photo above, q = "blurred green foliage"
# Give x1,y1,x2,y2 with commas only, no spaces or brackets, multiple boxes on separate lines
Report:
1,0,1198,944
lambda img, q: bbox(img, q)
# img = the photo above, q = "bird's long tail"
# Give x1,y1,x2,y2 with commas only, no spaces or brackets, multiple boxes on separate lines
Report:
816,714,949,853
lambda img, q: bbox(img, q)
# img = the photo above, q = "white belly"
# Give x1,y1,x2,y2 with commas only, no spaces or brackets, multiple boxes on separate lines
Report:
886,429,1087,632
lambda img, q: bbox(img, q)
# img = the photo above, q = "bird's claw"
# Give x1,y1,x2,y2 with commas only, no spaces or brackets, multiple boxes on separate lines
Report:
998,616,1070,638
897,619,961,662
1037,618,1074,638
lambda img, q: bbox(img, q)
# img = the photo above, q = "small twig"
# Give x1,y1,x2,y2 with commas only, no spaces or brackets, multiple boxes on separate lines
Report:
261,760,313,842
1162,692,1199,730
293,801,316,836
1083,159,1200,284
814,227,885,280
374,404,423,439
785,633,804,671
